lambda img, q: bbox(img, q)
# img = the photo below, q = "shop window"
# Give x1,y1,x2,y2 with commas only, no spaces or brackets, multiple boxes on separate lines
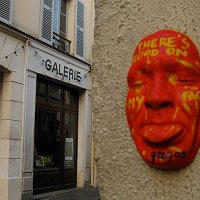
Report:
48,84,63,102
64,88,71,105
34,108,61,168
36,80,46,98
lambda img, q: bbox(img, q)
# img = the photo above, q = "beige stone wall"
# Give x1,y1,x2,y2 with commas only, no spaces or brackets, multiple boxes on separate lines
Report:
0,32,25,200
92,0,200,199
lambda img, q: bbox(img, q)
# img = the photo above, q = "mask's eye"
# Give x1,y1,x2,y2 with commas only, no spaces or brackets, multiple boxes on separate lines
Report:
178,79,195,83
175,69,200,84
177,77,197,84
129,80,143,88
134,80,143,86
168,71,198,85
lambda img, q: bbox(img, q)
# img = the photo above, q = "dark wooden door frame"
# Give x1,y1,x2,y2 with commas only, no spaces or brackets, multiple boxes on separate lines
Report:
33,77,79,194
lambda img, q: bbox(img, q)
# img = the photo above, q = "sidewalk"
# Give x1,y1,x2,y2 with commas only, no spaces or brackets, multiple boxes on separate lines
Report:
34,187,100,200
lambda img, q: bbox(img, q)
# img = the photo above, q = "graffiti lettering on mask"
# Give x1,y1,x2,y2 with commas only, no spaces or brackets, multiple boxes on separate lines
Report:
132,37,191,63
133,48,188,63
182,90,200,101
127,96,144,111
137,37,190,51
151,151,186,165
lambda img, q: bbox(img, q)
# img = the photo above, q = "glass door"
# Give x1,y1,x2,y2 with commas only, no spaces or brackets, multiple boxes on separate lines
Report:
33,107,63,193
33,78,78,194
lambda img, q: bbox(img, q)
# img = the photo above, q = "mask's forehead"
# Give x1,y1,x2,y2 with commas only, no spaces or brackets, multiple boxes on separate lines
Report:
132,30,199,65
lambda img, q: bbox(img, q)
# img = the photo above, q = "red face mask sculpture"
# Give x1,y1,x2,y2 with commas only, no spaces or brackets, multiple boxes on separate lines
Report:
126,30,200,170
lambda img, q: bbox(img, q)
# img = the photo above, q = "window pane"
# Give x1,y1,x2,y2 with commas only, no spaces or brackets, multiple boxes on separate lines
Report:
72,92,78,109
71,114,76,138
64,113,76,169
65,89,71,105
60,0,66,35
48,84,63,101
60,13,66,35
34,108,61,168
61,0,66,13
36,81,46,98
53,0,61,33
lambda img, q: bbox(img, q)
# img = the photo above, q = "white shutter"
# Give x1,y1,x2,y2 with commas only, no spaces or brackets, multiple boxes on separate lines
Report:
75,0,85,59
40,0,54,45
0,0,13,25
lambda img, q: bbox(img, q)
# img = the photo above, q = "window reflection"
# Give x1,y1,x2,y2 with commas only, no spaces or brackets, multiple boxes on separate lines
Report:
48,84,62,101
36,81,46,98
65,89,71,105
34,108,61,168
64,113,76,169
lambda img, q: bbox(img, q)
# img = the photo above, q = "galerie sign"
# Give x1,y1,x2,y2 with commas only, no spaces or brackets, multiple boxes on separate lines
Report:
45,59,81,82
28,41,91,90
126,29,200,170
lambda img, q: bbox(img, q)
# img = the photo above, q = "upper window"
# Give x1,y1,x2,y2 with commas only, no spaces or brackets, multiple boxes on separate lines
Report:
0,0,13,25
40,0,70,54
53,0,67,37
40,0,85,59
52,0,70,53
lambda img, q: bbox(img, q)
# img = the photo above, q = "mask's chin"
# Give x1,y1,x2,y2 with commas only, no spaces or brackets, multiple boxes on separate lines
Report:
132,125,199,170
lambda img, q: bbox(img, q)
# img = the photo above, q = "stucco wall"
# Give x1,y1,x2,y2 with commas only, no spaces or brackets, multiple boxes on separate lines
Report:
92,0,200,199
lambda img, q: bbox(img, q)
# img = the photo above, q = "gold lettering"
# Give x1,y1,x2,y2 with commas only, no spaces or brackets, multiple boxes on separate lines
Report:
151,49,159,56
159,38,168,47
143,40,151,50
189,91,196,101
182,91,190,101
166,48,175,56
196,91,200,100
136,96,144,111
182,91,200,101
144,49,151,56
132,55,137,63
151,38,158,48
181,38,190,49
137,51,144,60
128,96,144,111
175,49,187,57
128,98,135,110
137,42,143,52
167,37,176,47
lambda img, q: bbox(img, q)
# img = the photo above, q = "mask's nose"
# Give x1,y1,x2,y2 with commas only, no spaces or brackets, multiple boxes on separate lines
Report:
144,73,174,110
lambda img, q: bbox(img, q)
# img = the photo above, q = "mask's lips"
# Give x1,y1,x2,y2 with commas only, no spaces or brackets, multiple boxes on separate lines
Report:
140,124,184,143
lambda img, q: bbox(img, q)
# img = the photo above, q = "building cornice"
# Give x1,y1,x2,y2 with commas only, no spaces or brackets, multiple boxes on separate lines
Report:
0,21,91,69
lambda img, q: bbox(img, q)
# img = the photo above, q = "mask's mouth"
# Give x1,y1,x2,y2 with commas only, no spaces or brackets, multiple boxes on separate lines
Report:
140,124,184,143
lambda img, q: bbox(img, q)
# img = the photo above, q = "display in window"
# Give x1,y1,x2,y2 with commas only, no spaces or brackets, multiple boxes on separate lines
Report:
64,138,74,169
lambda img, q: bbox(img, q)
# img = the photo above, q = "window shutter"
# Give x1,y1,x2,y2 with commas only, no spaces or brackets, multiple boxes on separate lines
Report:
75,0,85,59
0,0,13,25
40,0,54,45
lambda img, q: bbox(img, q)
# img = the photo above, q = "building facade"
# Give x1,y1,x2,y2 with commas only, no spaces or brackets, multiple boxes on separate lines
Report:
0,0,95,199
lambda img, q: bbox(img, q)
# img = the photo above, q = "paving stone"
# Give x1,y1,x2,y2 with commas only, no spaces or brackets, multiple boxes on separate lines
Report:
34,187,100,200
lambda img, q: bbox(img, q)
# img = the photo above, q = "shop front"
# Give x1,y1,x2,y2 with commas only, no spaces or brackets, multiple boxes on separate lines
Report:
23,40,92,197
